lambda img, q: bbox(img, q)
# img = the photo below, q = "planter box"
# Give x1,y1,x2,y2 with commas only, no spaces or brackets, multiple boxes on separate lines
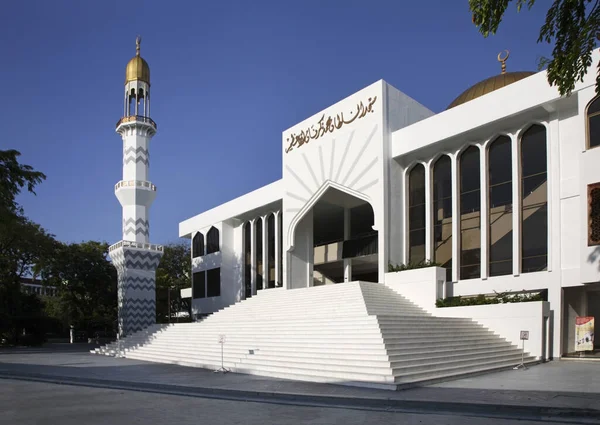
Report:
384,267,447,313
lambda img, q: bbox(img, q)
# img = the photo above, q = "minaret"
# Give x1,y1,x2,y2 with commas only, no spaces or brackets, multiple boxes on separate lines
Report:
109,36,163,338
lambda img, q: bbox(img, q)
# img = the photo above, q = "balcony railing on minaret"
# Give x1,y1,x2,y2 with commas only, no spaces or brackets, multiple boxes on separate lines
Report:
116,115,157,129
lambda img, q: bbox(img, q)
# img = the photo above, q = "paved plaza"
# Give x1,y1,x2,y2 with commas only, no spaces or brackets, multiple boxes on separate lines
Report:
0,344,599,423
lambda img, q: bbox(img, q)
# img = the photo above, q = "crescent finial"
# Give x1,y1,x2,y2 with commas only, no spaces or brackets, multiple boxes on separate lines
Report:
136,35,142,56
498,50,509,74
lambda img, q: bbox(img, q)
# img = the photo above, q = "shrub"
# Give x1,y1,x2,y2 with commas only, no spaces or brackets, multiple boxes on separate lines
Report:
436,290,544,308
388,260,440,272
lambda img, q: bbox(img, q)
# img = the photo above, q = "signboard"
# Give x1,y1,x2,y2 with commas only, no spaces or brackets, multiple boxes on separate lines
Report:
575,316,595,352
218,334,226,344
520,331,529,341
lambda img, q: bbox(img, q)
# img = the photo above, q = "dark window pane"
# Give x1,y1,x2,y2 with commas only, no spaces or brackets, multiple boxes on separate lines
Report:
589,114,600,148
409,229,425,264
409,204,426,229
460,264,480,280
521,125,547,178
409,164,426,205
490,182,512,208
489,260,512,277
207,267,221,297
206,226,220,254
460,146,480,193
460,190,480,214
192,232,204,258
521,125,548,274
193,271,205,299
522,255,547,273
589,97,600,115
488,136,512,186
522,204,548,259
244,222,252,298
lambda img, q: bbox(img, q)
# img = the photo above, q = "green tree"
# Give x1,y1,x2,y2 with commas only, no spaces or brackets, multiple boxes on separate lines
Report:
470,0,600,95
155,242,191,323
42,241,118,337
0,149,54,345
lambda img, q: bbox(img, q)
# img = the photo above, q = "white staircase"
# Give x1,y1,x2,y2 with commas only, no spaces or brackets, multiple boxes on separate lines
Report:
92,282,535,389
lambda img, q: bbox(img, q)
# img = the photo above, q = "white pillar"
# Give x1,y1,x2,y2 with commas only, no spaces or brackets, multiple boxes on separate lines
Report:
479,146,488,280
425,160,433,261
451,154,459,283
274,211,281,287
344,208,352,282
135,90,139,116
511,134,520,276
147,93,150,118
250,219,256,295
262,214,269,290
124,90,127,116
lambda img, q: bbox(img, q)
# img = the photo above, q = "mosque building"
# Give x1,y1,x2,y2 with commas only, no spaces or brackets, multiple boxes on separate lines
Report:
101,40,600,387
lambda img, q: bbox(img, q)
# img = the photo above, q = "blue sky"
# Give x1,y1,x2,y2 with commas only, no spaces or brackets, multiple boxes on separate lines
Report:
1,0,552,246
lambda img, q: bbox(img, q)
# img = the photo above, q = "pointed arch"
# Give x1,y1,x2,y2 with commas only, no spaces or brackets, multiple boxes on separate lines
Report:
192,232,204,258
408,162,426,264
206,226,220,254
287,180,375,251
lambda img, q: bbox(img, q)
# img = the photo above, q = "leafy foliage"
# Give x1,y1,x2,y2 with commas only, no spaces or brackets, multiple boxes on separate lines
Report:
436,290,544,307
388,260,440,272
470,0,600,95
155,242,191,323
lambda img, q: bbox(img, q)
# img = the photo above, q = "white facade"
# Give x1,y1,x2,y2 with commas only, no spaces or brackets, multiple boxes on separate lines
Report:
180,50,600,357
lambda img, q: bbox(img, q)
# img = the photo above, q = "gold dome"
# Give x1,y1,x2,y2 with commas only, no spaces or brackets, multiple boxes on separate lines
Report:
125,36,150,84
447,51,534,110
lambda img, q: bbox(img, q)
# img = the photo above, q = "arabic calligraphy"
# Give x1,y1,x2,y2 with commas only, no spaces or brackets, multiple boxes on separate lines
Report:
285,96,377,154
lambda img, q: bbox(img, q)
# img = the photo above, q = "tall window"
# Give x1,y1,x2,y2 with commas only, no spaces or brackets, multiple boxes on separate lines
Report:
433,155,452,282
488,136,513,276
278,213,283,287
408,164,426,264
192,232,204,258
255,217,263,290
206,226,220,254
521,124,548,272
192,271,206,299
268,214,276,288
244,222,252,298
587,96,600,149
459,146,481,280
589,183,600,245
207,267,221,297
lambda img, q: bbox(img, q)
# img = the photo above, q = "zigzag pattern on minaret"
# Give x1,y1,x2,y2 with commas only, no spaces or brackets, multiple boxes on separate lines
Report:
123,146,150,166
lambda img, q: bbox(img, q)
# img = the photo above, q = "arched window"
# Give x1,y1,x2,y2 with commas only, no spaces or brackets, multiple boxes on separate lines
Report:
587,96,600,149
521,125,548,272
244,222,252,298
192,232,204,258
488,136,513,277
255,218,263,290
206,226,220,254
459,146,481,280
408,164,426,264
433,155,452,282
267,213,275,288
278,213,283,287
128,88,136,116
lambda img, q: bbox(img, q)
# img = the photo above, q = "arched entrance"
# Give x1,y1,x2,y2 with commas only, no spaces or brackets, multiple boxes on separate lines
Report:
287,186,378,289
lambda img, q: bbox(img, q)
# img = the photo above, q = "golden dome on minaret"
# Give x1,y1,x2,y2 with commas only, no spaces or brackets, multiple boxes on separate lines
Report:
125,36,150,84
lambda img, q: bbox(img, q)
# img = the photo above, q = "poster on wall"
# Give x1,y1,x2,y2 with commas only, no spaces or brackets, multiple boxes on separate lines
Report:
575,316,595,352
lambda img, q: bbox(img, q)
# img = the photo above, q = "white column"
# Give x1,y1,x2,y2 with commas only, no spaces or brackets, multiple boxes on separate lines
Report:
262,214,269,290
274,211,281,287
479,145,488,280
135,90,139,116
344,208,352,282
124,90,128,116
425,160,433,261
250,219,256,295
511,134,520,276
147,93,150,118
451,154,459,283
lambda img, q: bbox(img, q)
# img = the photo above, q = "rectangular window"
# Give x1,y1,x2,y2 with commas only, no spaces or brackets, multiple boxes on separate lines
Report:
193,271,206,299
207,267,221,297
589,183,600,246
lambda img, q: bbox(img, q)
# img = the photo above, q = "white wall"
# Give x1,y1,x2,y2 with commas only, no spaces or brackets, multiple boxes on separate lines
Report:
384,268,447,313
436,302,550,360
